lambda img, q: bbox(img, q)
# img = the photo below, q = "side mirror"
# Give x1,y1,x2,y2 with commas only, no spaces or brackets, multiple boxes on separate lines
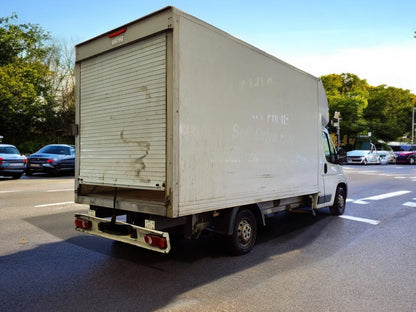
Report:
337,149,347,165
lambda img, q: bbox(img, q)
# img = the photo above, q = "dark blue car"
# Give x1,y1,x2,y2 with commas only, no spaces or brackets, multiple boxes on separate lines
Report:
26,144,75,176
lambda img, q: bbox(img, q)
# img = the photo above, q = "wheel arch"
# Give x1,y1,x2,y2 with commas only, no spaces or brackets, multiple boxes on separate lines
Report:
221,204,264,236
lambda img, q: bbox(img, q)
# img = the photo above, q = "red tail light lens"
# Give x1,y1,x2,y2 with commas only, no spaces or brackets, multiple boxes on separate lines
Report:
144,235,167,249
46,159,55,164
23,157,27,164
0,158,3,165
75,218,91,229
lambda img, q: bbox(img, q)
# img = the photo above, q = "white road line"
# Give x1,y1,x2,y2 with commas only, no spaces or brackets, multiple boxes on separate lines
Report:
34,201,74,207
363,190,411,200
352,200,369,205
46,189,74,192
0,190,20,194
348,190,411,205
403,202,416,208
339,215,380,225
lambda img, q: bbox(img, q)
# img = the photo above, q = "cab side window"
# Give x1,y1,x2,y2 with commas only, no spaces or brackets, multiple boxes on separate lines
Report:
322,132,337,163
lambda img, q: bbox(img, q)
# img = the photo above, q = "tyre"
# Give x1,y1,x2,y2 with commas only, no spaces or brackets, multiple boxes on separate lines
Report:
11,173,22,179
329,185,346,216
48,167,59,177
226,209,257,256
409,157,415,165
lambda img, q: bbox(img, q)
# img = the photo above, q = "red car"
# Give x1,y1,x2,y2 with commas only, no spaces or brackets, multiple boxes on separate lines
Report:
390,144,416,165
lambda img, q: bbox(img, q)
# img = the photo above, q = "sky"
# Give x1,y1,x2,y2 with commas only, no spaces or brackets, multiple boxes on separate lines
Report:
2,0,416,93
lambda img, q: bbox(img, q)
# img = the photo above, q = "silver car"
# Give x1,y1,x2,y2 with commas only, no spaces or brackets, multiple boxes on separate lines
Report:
0,144,27,179
346,143,381,165
375,142,396,164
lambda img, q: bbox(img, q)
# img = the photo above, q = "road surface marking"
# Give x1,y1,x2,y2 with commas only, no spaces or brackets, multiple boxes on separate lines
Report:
339,215,380,225
363,190,411,200
0,190,21,194
348,190,411,204
351,200,369,205
47,189,74,192
403,202,416,208
35,201,74,207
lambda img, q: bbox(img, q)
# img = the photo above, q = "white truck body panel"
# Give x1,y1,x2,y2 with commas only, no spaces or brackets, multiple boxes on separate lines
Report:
75,7,345,221
176,16,320,214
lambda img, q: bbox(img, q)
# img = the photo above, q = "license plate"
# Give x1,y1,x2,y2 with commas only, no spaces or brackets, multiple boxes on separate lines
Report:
30,164,41,168
9,163,22,167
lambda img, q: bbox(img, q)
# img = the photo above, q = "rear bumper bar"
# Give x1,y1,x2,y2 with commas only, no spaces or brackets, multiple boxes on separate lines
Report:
75,212,171,253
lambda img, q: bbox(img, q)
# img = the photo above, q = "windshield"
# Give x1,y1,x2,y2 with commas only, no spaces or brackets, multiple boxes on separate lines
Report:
38,145,72,155
0,146,20,155
0,146,20,154
390,145,411,152
355,142,371,150
375,143,390,151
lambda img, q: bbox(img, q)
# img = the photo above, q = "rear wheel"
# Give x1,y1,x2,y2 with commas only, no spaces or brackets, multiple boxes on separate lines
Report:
409,157,415,165
329,185,346,215
226,209,257,256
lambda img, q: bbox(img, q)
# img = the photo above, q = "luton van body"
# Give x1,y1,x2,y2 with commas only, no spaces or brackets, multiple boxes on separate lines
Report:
74,6,347,255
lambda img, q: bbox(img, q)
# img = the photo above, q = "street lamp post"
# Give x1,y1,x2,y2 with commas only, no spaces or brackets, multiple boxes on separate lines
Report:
334,111,341,150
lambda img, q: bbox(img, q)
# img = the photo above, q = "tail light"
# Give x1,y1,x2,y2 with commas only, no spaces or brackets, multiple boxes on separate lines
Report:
46,159,56,164
23,157,27,164
144,234,167,249
75,218,91,229
0,158,3,165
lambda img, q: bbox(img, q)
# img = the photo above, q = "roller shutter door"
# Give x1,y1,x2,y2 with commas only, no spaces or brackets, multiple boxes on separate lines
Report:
79,34,166,189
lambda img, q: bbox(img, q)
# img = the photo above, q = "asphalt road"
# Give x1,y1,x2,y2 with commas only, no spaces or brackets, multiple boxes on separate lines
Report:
1,166,416,312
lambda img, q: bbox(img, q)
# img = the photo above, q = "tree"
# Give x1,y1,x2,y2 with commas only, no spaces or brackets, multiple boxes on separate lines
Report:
44,39,76,142
365,86,415,142
0,14,52,147
321,73,369,146
0,60,51,143
0,14,75,152
0,14,51,66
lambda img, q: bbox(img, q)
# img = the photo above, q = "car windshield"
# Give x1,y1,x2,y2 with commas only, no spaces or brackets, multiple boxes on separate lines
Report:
38,146,70,155
391,145,411,152
0,146,20,154
375,143,390,151
355,142,371,150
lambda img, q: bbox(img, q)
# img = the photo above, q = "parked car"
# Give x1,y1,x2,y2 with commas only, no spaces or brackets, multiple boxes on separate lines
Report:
26,144,75,176
389,144,416,165
0,144,27,179
346,142,381,165
375,142,396,164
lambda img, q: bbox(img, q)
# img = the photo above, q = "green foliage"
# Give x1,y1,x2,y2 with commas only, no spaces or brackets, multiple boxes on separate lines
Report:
321,73,415,145
365,86,415,141
0,14,51,66
0,14,74,153
322,73,370,145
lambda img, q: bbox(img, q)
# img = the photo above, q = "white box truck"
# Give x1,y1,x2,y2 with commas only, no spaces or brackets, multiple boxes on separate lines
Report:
74,6,347,255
